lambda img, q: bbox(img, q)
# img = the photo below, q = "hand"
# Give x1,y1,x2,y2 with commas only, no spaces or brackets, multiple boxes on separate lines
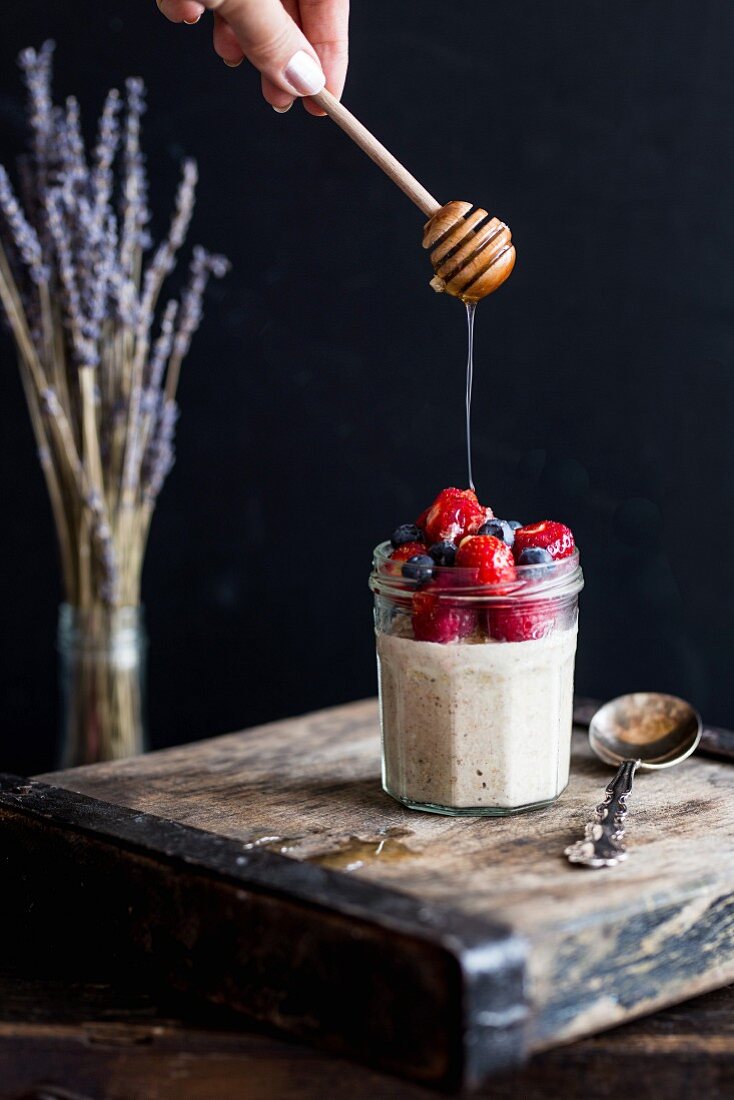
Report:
156,0,349,116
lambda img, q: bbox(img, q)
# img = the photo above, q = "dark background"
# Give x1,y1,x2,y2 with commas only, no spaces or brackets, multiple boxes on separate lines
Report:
2,1,733,775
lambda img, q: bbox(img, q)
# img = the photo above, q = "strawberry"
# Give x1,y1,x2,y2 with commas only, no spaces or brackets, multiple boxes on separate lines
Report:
454,535,515,585
419,487,492,545
389,540,426,562
416,505,430,533
488,601,556,642
513,520,575,561
412,588,476,643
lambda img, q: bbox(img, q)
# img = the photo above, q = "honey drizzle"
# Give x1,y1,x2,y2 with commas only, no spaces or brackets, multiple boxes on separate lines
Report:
465,300,477,493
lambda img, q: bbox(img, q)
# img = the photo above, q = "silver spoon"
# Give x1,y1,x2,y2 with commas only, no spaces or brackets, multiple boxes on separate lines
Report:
565,692,702,869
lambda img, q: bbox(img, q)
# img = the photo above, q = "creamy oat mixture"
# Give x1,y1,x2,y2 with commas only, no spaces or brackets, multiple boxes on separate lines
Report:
377,626,577,811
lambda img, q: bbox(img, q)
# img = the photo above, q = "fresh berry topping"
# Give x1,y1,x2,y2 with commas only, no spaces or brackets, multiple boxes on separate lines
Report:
420,487,492,545
391,523,423,549
429,565,472,590
517,546,553,566
389,540,426,563
402,554,435,584
429,540,457,566
412,589,476,643
478,518,516,546
488,601,556,642
513,520,575,561
507,520,523,531
455,535,515,585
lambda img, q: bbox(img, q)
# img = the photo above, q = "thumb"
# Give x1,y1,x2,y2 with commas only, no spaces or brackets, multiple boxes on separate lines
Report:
205,0,326,97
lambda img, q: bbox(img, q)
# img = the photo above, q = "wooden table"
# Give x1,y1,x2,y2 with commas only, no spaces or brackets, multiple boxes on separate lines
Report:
2,964,734,1099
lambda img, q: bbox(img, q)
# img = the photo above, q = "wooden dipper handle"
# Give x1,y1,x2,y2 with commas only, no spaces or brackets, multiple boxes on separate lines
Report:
310,89,441,218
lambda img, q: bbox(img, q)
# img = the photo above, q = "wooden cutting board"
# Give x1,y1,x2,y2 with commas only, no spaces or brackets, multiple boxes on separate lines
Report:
2,697,734,1093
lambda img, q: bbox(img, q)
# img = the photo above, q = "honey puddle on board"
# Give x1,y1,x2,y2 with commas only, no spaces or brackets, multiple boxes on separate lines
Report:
308,829,416,873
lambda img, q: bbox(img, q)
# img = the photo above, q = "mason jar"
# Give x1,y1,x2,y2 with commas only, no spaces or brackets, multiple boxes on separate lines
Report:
370,543,584,816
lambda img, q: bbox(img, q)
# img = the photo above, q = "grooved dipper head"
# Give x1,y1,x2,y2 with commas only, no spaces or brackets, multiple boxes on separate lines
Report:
423,200,516,302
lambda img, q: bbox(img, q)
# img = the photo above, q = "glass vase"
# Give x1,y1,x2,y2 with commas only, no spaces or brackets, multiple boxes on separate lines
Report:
57,604,148,768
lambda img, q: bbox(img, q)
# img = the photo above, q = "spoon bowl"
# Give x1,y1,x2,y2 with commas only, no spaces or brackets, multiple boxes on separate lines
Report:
589,692,702,770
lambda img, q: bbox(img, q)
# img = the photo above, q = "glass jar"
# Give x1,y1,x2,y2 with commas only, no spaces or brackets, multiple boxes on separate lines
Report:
58,603,147,768
370,543,583,816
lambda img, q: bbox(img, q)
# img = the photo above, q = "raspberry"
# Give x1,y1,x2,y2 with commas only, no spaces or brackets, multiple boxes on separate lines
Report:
412,588,476,643
488,601,556,642
419,487,491,545
389,540,426,562
455,535,515,585
513,520,575,561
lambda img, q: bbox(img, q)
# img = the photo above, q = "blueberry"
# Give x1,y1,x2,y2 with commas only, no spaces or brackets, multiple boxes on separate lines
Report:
402,555,435,584
518,547,553,566
478,518,516,546
429,540,457,566
507,520,523,531
391,523,422,548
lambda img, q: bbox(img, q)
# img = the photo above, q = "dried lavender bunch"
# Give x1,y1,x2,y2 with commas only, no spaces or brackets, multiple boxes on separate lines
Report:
0,42,230,610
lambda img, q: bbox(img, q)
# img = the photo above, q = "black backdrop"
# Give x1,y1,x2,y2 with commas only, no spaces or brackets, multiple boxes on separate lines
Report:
2,1,733,775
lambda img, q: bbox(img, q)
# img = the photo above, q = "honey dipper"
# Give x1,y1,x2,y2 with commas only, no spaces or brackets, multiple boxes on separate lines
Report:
310,88,516,301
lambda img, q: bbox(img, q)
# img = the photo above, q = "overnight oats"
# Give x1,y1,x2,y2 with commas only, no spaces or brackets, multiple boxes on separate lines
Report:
370,487,583,816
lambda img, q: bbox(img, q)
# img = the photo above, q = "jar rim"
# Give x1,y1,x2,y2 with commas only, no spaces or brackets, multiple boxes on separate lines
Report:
370,541,583,602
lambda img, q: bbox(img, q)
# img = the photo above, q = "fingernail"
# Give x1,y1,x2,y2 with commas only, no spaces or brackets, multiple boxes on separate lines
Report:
183,15,202,24
224,57,243,68
272,102,293,114
283,50,325,96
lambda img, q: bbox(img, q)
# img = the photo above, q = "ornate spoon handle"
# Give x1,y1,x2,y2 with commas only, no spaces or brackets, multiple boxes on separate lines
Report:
565,759,640,868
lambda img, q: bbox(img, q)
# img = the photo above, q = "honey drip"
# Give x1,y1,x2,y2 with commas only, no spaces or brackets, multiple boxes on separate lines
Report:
465,300,477,493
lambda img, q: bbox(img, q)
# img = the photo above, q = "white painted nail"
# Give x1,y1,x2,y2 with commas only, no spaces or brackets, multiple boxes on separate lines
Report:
283,50,325,96
272,102,294,114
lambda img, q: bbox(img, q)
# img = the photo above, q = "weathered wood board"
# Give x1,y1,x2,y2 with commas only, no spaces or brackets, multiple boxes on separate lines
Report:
2,697,734,1092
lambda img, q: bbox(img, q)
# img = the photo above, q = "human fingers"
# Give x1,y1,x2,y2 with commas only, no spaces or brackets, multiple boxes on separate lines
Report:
262,74,295,111
203,0,325,98
260,0,300,111
156,0,206,26
212,11,245,66
298,0,348,116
